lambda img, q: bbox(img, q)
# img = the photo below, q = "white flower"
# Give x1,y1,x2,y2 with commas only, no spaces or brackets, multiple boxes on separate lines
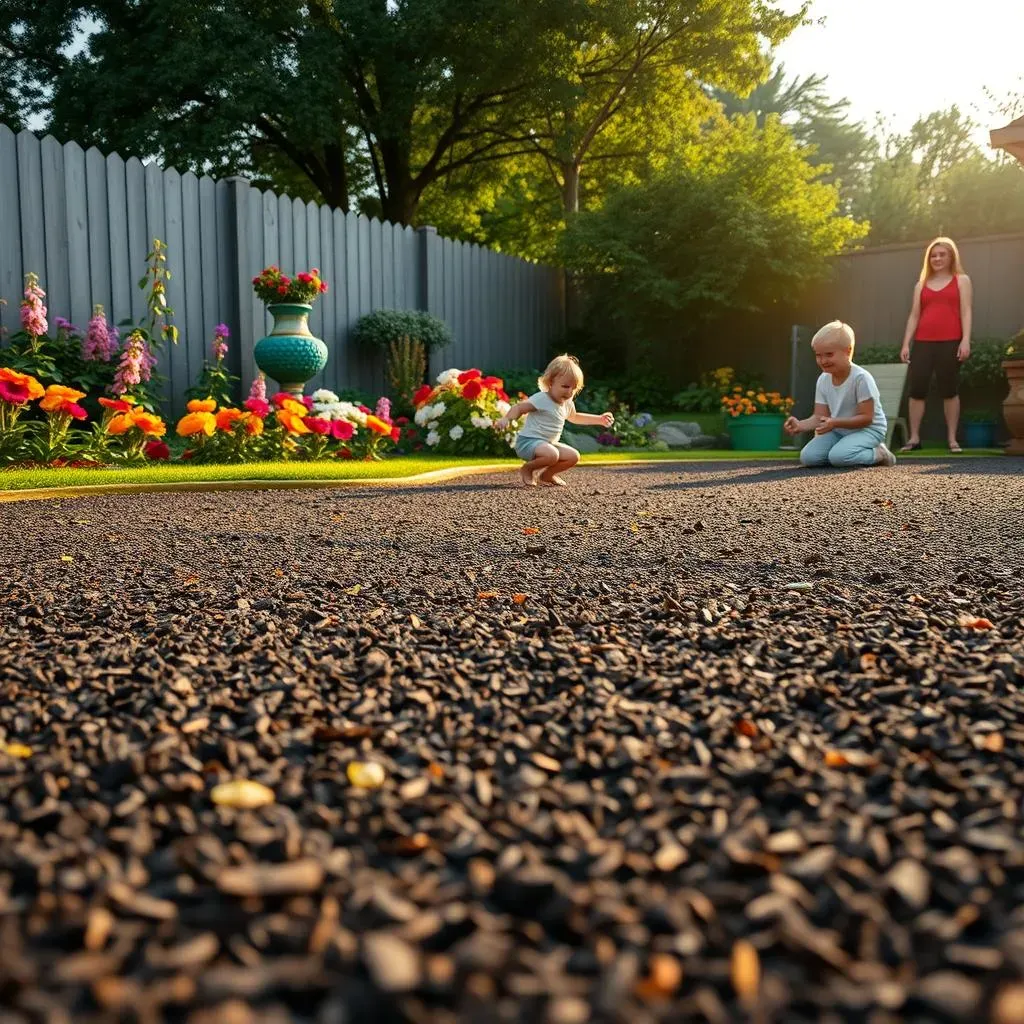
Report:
426,430,440,446
470,414,492,429
426,419,439,433
449,425,464,440
431,401,447,420
311,389,339,404
414,406,431,427
436,368,460,386
496,400,511,415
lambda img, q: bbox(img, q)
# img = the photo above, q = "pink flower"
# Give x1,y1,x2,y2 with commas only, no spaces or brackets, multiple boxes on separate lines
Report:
271,391,293,408
248,373,267,403
375,396,392,422
0,380,31,404
330,420,355,441
301,394,313,410
83,305,116,362
303,416,331,435
63,402,88,421
212,323,230,361
20,274,48,338
244,397,271,418
111,331,146,395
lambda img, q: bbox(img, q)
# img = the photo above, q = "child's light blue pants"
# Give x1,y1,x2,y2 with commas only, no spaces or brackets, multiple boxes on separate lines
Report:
800,427,885,468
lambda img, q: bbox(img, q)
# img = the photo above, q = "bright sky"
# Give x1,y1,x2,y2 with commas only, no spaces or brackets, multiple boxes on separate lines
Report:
775,0,1024,146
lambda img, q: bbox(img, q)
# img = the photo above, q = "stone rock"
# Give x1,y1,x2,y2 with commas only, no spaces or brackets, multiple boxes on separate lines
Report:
562,429,601,454
656,421,705,447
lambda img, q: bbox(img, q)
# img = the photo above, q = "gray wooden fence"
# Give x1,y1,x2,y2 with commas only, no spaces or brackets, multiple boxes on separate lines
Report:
0,125,565,411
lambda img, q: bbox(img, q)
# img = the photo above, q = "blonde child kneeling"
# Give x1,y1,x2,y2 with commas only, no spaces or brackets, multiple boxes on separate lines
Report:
784,321,898,469
494,354,614,486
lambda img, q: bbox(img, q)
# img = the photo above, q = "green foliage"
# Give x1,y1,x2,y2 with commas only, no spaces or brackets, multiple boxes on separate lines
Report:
490,367,540,399
960,338,1016,389
565,116,864,359
351,310,452,353
387,335,427,416
184,359,240,409
855,343,901,365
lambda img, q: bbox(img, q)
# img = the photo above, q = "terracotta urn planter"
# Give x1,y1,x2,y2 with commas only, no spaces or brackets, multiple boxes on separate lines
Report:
1003,358,1024,455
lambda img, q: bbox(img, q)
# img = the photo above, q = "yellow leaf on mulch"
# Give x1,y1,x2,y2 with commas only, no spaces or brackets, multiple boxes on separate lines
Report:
476,591,500,600
210,779,275,810
4,743,32,759
347,761,386,789
522,527,541,535
731,940,760,1005
512,593,528,605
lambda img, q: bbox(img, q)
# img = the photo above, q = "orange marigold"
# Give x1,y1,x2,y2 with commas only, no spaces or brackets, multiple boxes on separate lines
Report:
279,398,308,417
106,413,134,435
276,409,310,434
176,411,217,437
39,384,87,412
132,412,166,437
241,412,264,436
215,408,244,431
186,398,217,414
0,367,45,400
98,396,134,412
365,415,392,436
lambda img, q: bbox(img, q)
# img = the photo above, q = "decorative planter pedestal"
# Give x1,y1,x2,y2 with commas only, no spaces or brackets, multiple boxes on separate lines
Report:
254,303,328,396
726,413,785,452
1003,359,1024,455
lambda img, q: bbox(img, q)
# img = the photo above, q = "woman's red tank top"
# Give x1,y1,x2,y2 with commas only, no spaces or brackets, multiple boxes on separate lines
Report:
916,276,962,342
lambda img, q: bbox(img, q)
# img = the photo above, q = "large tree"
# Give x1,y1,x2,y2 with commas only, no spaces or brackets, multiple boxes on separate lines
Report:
1,0,580,222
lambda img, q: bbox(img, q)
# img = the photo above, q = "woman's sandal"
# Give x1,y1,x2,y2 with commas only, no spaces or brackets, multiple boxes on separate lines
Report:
900,441,922,452
949,442,963,453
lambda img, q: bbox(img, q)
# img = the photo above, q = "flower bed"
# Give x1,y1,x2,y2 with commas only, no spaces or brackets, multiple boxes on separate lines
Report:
412,369,515,456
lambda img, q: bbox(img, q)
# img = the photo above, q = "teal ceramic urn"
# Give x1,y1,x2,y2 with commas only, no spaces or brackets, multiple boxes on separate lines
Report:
253,303,328,395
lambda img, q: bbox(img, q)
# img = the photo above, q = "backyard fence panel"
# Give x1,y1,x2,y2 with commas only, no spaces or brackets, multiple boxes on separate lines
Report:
124,157,148,325
198,175,220,352
63,141,91,328
315,203,336,394
304,199,326,393
213,180,234,365
343,211,361,391
369,216,383,313
277,194,293,290
245,187,269,381
40,135,70,330
16,132,44,293
381,220,395,312
181,171,205,395
329,207,347,394
105,151,130,328
86,146,112,320
161,167,190,413
0,126,22,322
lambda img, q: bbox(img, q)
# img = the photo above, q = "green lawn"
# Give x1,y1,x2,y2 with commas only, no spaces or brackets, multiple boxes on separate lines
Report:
0,445,1006,496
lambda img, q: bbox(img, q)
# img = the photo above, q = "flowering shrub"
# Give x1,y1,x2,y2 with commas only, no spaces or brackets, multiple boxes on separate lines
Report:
412,368,514,455
0,369,166,465
721,388,794,417
174,388,396,464
252,266,329,306
594,404,658,449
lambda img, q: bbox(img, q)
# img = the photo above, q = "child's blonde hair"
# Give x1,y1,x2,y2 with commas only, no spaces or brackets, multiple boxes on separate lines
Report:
539,354,584,396
811,320,856,354
919,236,964,283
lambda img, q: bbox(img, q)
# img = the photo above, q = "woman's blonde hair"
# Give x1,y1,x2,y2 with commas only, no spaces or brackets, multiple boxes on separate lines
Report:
539,354,584,396
919,237,964,283
811,320,855,353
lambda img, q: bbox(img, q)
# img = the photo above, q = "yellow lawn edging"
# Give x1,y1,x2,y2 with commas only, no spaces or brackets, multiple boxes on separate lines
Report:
0,455,797,503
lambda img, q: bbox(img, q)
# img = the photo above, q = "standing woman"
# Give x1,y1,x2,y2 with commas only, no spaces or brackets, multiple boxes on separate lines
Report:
899,237,972,451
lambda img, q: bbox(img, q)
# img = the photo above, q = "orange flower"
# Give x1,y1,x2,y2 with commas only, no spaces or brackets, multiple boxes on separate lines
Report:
240,412,264,436
176,411,217,437
99,396,135,412
131,411,166,437
39,384,87,412
365,415,392,436
276,408,310,434
107,413,134,435
279,398,308,417
215,408,244,431
0,367,45,400
186,398,217,413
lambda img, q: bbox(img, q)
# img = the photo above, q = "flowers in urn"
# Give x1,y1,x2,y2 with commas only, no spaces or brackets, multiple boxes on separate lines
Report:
721,388,794,418
252,266,329,306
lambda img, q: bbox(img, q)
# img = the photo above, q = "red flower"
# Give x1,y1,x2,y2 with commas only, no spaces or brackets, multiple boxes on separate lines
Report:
481,376,503,390
277,285,288,295
462,379,483,401
0,380,31,403
390,426,400,441
413,385,432,405
301,395,314,410
244,397,271,418
496,388,509,402
63,402,88,420
303,416,331,435
331,420,355,441
358,405,370,414
457,368,482,384
337,446,353,459
405,427,418,438
271,392,293,408
297,272,311,283
395,416,409,426
144,440,171,460
319,282,329,293
182,449,194,460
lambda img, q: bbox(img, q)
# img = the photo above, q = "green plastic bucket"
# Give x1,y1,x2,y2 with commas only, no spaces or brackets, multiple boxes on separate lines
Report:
726,413,785,452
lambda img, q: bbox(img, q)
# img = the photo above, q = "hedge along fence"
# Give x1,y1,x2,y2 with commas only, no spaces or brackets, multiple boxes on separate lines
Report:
0,125,566,413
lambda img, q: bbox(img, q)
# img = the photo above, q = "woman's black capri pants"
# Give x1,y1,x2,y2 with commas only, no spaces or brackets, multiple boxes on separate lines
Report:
908,340,961,400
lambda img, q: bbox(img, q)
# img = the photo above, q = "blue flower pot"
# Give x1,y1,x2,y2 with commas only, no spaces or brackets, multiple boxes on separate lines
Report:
254,303,328,395
726,413,785,452
963,420,995,449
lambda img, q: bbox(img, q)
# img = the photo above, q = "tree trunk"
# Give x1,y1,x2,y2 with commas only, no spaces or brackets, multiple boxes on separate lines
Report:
561,161,582,217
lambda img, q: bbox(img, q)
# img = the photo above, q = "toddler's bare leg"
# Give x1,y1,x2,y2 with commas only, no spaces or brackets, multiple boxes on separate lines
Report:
521,443,559,486
537,444,580,486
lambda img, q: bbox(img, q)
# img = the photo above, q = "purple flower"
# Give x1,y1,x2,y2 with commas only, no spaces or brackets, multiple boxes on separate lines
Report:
375,396,391,422
82,305,117,362
55,316,80,336
214,323,230,339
